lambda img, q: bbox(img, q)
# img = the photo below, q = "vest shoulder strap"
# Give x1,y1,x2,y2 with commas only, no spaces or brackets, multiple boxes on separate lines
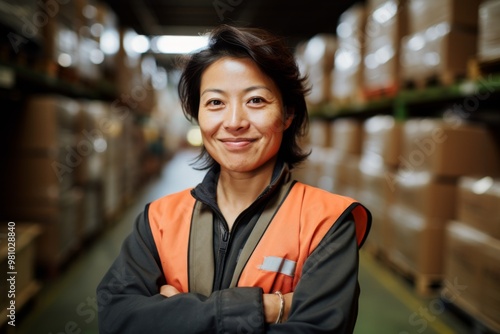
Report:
228,178,296,288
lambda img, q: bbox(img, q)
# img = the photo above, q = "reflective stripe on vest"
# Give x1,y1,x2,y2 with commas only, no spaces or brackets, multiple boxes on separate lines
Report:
148,182,371,295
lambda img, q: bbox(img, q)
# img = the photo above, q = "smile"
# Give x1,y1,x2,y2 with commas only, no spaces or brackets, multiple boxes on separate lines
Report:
219,138,256,149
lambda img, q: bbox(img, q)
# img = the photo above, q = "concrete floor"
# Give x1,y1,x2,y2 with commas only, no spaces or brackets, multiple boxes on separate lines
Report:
14,149,473,334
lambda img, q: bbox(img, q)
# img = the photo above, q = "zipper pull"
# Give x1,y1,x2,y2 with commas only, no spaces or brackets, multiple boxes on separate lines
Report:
222,229,229,242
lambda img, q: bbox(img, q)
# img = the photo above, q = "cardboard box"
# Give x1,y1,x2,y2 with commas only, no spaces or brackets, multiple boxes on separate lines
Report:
319,151,359,196
17,96,80,151
388,204,446,275
1,189,84,274
309,119,333,147
358,156,396,209
457,176,500,239
478,0,500,62
0,224,41,310
301,34,337,105
407,0,481,34
400,28,477,84
4,154,74,203
481,235,500,328
360,196,392,255
400,119,500,178
363,0,407,91
444,221,500,330
443,222,483,312
331,4,366,102
362,115,401,167
393,171,456,224
332,118,363,155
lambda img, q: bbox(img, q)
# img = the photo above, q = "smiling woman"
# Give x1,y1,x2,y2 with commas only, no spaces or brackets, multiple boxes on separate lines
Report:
97,24,371,334
198,57,290,176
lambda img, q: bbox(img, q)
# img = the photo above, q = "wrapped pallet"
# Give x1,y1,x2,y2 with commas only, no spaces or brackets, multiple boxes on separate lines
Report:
402,0,480,86
358,115,401,254
299,34,337,106
407,0,481,35
363,0,407,97
444,222,500,333
478,0,500,62
331,4,366,106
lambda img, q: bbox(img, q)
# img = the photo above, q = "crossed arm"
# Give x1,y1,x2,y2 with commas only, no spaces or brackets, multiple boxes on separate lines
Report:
97,211,360,333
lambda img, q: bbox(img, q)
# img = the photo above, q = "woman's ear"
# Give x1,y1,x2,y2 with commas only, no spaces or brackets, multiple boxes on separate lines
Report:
284,107,294,130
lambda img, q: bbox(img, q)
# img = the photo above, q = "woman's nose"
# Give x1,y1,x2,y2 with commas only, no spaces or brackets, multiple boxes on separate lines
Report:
223,104,249,131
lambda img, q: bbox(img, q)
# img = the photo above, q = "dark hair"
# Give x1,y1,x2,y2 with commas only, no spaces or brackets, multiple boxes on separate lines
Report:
178,24,310,169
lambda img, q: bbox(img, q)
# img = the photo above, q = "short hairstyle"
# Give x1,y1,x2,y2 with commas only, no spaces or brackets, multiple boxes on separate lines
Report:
178,24,310,170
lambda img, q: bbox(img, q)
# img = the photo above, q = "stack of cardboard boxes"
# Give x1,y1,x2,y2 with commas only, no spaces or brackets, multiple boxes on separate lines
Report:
2,96,84,275
400,0,480,86
363,0,407,98
444,176,500,331
477,0,500,62
357,115,401,255
331,4,366,106
295,34,337,107
387,119,500,293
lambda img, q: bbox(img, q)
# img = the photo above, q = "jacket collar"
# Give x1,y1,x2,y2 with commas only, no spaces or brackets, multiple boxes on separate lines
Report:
191,160,290,210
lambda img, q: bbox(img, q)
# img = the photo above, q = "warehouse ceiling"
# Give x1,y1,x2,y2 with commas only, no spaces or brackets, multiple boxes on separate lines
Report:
102,0,362,49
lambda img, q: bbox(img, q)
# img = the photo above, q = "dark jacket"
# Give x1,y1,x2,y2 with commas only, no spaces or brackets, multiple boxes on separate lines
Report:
97,161,371,333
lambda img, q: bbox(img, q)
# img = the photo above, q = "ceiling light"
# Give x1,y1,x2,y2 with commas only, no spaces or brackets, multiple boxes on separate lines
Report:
154,35,209,54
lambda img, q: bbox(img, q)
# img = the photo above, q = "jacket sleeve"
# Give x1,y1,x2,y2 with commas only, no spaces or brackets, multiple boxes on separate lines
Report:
268,214,361,333
96,208,266,334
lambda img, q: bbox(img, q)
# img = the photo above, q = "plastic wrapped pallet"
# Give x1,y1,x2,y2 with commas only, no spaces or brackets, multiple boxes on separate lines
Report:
407,0,481,35
388,204,447,277
357,156,395,253
478,0,500,62
393,171,456,223
443,222,483,313
0,224,41,324
457,176,500,239
363,0,407,95
444,221,500,332
331,118,363,155
331,4,366,104
400,24,477,86
399,118,500,178
361,115,401,167
299,34,337,106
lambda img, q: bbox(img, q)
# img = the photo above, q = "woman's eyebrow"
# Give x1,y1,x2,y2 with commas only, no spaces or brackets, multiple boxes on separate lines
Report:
244,85,272,93
201,85,273,97
201,88,224,97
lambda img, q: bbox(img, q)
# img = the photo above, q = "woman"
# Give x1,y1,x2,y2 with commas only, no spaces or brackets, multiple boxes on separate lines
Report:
97,25,371,333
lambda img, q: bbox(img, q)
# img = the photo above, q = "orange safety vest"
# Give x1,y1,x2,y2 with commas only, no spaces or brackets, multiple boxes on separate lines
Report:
148,181,370,296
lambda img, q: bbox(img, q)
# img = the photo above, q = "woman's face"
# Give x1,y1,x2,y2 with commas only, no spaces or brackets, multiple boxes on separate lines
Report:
198,57,291,174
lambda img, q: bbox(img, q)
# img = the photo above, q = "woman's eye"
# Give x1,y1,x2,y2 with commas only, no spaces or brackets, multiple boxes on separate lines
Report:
207,100,223,106
248,97,264,104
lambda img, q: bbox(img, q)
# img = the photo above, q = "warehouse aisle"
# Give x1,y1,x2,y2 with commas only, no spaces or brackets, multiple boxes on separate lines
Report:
15,149,471,334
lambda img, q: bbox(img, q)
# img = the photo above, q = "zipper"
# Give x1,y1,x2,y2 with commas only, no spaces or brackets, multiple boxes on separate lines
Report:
214,221,230,291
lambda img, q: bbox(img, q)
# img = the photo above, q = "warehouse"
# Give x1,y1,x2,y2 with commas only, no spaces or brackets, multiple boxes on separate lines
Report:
0,0,499,333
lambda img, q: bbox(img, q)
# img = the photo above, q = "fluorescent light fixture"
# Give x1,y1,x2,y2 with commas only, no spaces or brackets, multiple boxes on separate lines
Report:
155,35,209,54
100,29,120,55
132,35,151,54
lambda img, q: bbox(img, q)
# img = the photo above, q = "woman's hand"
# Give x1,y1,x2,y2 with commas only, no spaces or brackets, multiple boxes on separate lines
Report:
160,285,180,297
263,292,293,323
161,286,293,323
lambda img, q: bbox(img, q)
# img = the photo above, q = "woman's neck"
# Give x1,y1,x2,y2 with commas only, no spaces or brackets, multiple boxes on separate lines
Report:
216,158,277,228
